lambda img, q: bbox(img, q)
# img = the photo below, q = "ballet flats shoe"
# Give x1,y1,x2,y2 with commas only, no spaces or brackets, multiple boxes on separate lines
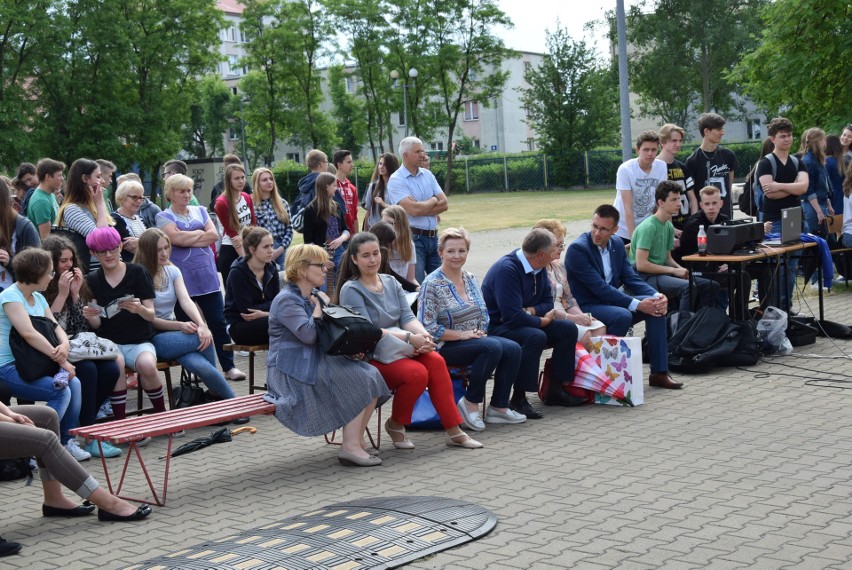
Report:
97,504,152,522
337,449,382,467
42,503,96,517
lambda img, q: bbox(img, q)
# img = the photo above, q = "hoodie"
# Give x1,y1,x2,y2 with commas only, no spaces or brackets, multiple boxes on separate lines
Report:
224,257,280,326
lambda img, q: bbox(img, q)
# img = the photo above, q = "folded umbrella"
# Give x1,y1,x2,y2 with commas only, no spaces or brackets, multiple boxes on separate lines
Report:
160,426,257,459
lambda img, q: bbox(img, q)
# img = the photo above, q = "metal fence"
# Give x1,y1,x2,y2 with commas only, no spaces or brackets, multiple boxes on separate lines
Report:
273,141,762,200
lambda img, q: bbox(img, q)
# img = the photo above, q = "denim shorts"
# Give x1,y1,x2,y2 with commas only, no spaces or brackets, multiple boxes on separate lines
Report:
118,342,156,370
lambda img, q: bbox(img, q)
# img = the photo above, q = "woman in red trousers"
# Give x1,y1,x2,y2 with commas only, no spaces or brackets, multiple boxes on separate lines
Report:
337,232,482,450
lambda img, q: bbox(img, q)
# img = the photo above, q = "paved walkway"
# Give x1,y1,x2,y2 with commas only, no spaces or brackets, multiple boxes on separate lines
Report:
3,226,852,569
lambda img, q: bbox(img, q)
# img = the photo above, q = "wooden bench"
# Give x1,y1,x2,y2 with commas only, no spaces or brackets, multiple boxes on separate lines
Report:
223,344,269,393
70,394,275,506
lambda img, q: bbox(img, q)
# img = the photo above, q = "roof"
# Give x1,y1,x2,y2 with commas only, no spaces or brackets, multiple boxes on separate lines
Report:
217,0,245,15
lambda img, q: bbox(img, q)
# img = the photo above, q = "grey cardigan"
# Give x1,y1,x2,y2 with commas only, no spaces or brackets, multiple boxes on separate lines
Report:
267,284,320,385
338,274,416,329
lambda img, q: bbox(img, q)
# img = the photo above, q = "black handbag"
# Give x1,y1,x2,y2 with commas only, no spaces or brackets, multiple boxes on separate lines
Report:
314,296,382,356
173,368,207,409
10,315,61,381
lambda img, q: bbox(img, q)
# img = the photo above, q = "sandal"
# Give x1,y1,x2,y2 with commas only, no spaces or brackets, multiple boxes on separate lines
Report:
384,420,415,449
445,431,483,449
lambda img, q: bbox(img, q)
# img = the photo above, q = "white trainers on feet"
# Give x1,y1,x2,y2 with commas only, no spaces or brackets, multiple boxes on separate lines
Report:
65,439,92,462
484,406,527,424
456,397,486,432
225,368,246,381
236,350,250,357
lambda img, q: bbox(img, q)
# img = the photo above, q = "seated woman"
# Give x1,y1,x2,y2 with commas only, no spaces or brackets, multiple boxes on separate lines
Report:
0,402,151,531
369,222,419,293
533,219,606,347
133,228,236,402
42,236,125,458
419,228,526,432
337,232,482,450
381,205,418,286
264,244,389,467
0,249,86,460
224,227,280,346
82,227,167,415
0,176,40,293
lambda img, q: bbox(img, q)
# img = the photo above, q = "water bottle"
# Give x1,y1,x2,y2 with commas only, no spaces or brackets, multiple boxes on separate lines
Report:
697,225,707,255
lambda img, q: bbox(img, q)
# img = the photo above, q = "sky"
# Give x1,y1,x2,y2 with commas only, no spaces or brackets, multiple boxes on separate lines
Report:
496,0,642,56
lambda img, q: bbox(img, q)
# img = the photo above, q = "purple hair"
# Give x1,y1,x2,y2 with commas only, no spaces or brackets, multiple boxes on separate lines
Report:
86,227,122,252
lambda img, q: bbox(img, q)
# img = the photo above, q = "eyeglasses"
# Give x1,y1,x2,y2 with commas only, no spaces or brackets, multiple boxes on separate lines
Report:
591,223,615,234
308,263,327,271
94,246,121,256
49,271,56,278
127,195,144,201
555,242,566,250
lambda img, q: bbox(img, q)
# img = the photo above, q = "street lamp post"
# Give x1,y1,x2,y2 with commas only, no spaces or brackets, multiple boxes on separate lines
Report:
390,68,418,138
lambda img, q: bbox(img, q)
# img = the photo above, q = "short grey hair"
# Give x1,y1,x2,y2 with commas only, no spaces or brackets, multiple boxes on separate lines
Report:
398,136,423,157
522,228,555,255
115,179,144,203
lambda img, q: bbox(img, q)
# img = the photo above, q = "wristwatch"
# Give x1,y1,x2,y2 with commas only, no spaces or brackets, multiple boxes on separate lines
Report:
405,332,411,344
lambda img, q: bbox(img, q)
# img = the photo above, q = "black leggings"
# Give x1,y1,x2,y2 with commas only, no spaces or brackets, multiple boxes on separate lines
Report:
229,318,270,346
217,244,239,286
75,359,121,427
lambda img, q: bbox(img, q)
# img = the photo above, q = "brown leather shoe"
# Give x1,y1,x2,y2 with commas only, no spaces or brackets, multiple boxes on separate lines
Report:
649,372,683,389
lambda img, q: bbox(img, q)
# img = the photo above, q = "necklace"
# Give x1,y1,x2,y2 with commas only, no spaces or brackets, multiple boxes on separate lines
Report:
700,147,717,161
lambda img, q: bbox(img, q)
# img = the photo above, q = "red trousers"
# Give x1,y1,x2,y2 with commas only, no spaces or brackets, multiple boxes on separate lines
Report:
370,351,462,429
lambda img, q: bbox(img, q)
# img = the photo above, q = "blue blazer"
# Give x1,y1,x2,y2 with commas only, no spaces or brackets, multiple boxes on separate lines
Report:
565,232,657,309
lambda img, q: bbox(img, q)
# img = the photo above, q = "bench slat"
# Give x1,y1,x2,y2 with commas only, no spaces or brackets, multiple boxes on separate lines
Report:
70,394,275,444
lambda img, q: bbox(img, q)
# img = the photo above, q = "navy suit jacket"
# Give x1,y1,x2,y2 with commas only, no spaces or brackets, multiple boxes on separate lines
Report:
565,232,658,310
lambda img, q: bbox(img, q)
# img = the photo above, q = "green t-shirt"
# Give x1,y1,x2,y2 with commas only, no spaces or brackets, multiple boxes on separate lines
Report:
629,215,674,267
27,188,59,227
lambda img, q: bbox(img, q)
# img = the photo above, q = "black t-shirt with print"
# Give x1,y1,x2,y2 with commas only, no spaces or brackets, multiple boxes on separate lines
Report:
85,263,155,344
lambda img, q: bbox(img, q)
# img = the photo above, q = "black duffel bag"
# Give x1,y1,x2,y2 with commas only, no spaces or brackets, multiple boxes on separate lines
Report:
10,315,61,381
314,295,382,356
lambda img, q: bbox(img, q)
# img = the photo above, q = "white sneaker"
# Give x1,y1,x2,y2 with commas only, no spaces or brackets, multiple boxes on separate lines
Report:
95,401,113,420
484,406,527,424
834,275,848,284
810,282,820,291
456,398,485,432
65,439,92,462
236,350,250,357
225,368,246,381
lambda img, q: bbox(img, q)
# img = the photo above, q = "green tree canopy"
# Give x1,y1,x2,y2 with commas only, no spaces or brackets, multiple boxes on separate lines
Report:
730,0,851,131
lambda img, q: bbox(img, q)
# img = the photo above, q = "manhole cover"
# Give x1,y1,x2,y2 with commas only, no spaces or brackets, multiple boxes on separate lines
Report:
127,495,497,569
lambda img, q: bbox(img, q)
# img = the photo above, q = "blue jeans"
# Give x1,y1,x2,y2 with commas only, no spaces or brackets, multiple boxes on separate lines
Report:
640,272,721,313
413,234,440,283
803,200,828,236
179,291,235,373
0,362,80,444
438,336,522,408
489,320,578,394
319,245,345,293
581,301,669,374
152,332,235,399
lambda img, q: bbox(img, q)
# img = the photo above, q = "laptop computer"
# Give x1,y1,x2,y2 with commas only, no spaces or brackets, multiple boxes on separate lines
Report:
763,206,802,246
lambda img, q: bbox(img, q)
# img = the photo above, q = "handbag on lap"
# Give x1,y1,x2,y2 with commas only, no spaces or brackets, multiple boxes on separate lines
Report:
314,295,382,356
10,315,60,381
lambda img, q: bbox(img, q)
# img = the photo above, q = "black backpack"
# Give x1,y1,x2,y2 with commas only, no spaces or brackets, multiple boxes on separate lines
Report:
0,457,34,482
668,307,741,373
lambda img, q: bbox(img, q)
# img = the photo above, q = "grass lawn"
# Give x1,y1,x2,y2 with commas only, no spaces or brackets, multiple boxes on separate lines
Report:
290,188,614,246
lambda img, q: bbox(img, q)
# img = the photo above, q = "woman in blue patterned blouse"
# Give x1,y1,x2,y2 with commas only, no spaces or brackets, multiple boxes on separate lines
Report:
251,167,293,270
418,228,526,432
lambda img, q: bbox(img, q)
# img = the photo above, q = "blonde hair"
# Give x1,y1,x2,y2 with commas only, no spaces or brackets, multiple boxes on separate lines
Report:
163,173,194,202
116,172,142,185
381,205,413,262
311,172,339,221
284,243,328,283
532,219,566,240
699,185,721,199
798,127,826,164
115,180,144,203
658,123,685,143
251,167,290,225
438,227,471,250
133,228,170,283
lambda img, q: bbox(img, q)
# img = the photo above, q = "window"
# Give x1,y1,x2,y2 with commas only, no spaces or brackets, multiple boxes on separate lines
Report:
240,30,247,44
430,142,444,151
229,127,239,141
397,112,405,127
526,137,536,151
227,26,237,42
345,76,355,93
749,119,761,140
464,101,479,121
524,61,532,71
286,153,300,163
228,55,242,77
473,139,480,149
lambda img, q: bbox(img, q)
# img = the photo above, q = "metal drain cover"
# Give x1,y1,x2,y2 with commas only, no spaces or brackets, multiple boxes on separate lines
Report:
127,496,497,569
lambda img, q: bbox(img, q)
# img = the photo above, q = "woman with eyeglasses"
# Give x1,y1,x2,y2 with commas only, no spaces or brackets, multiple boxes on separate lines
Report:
82,227,167,416
264,243,389,467
0,248,85,459
112,179,152,262
156,174,245,381
533,219,606,348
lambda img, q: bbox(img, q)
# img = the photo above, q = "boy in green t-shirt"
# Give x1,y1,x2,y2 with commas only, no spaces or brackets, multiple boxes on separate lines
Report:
28,158,66,240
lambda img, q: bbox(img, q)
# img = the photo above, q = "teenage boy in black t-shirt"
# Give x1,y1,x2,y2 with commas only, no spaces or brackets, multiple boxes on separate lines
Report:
756,117,808,311
685,113,739,219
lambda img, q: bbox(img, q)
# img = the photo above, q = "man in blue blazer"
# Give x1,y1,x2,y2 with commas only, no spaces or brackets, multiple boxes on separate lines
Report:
565,205,682,389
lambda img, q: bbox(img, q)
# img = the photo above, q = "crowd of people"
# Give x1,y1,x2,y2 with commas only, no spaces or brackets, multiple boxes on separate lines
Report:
1,119,850,556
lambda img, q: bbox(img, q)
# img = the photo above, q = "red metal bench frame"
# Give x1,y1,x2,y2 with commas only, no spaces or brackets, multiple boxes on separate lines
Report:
69,394,274,506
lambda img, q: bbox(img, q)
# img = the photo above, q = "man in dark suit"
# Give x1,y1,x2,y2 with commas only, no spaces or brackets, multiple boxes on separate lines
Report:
565,205,682,389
